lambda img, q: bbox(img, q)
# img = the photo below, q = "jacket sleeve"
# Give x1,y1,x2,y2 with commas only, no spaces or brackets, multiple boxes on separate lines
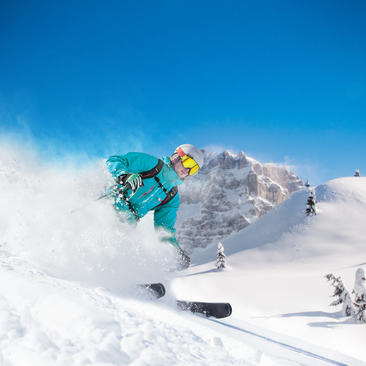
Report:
106,152,158,178
153,195,181,249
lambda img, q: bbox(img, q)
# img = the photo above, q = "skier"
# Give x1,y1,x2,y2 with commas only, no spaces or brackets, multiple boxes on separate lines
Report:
106,144,204,270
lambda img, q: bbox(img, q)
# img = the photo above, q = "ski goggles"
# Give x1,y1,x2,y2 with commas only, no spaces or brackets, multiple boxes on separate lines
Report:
176,147,200,176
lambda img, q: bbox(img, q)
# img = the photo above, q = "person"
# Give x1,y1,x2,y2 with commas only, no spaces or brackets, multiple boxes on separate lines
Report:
106,144,204,270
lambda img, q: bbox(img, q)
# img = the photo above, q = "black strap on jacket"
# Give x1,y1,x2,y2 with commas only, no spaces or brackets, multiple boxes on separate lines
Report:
140,159,164,179
152,178,178,209
142,159,178,209
116,159,178,214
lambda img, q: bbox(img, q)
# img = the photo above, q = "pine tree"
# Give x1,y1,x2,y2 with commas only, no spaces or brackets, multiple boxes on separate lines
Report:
305,180,310,188
216,242,226,269
305,190,316,216
353,268,366,322
325,274,354,316
354,169,360,177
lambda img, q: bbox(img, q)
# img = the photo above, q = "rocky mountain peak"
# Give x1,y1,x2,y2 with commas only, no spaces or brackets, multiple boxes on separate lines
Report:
176,150,303,252
202,150,250,171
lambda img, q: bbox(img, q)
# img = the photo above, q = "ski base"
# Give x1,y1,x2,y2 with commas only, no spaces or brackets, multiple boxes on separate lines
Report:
177,300,232,319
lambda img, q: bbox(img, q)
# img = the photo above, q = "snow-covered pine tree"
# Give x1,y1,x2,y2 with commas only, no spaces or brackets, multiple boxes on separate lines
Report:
305,180,310,188
353,268,366,322
354,169,360,177
305,190,316,216
325,273,354,316
216,242,226,269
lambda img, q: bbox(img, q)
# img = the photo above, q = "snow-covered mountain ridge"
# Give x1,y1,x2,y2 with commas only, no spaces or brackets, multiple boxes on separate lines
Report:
176,150,303,251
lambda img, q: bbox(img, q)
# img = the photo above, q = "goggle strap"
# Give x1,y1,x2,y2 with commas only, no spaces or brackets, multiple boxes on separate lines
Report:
176,147,186,158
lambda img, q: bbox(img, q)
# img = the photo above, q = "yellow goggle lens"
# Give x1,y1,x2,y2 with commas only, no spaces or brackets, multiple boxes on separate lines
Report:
176,147,200,176
181,154,199,176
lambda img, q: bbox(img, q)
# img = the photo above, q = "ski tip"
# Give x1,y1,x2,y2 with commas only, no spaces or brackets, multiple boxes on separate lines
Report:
224,303,232,318
156,282,166,297
138,282,166,299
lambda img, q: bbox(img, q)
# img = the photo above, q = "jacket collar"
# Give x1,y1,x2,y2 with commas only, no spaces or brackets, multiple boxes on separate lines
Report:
162,156,183,186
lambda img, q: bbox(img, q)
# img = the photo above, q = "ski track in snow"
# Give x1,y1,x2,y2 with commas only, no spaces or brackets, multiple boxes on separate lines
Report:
209,319,348,366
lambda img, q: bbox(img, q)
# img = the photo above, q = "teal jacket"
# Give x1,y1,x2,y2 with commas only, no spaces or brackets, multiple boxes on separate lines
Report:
106,152,183,248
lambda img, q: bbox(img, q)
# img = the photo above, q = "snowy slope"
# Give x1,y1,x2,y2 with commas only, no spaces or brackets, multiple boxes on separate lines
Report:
0,251,362,366
1,142,365,365
0,254,269,366
174,177,366,364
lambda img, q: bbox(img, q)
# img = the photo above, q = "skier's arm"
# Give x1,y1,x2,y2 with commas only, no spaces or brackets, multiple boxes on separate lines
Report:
106,152,158,179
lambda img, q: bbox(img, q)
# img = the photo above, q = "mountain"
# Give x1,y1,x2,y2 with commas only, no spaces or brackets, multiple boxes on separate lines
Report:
176,150,304,251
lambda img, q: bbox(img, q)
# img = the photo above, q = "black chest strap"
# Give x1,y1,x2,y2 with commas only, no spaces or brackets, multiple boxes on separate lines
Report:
117,159,178,210
140,159,164,179
153,179,178,209
143,159,178,209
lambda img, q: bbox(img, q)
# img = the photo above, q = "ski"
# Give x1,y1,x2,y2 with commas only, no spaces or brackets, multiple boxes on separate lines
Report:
176,300,232,319
139,283,166,299
139,283,233,318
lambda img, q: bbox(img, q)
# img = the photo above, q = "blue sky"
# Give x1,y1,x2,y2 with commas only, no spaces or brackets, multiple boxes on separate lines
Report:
0,0,365,184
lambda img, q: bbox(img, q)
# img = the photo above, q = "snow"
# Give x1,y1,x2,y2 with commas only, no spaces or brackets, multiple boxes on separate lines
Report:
1,142,366,365
0,255,262,366
177,177,366,364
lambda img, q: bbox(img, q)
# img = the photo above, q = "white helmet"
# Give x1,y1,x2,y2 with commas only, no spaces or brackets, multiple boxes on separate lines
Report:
176,144,204,168
174,144,204,175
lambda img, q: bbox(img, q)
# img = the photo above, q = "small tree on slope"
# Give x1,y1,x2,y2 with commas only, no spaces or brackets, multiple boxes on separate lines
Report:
216,242,226,269
305,190,316,216
353,268,366,322
354,169,360,177
325,274,354,316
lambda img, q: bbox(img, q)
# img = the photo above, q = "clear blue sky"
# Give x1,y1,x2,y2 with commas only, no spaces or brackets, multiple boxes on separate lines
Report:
0,0,365,184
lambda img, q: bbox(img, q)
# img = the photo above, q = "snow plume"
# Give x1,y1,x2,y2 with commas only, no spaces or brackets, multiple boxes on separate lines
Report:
0,139,175,292
202,144,236,154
